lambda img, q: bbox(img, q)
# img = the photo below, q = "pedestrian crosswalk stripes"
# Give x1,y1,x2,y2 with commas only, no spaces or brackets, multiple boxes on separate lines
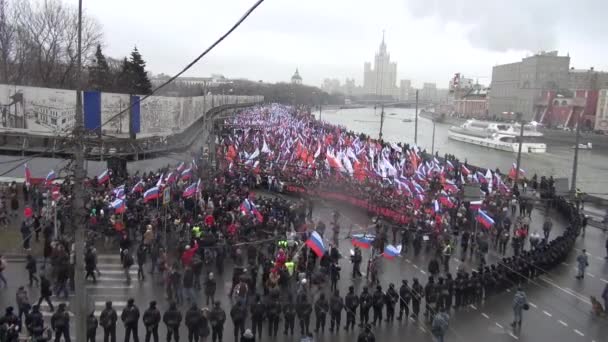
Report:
86,253,134,316
98,269,138,275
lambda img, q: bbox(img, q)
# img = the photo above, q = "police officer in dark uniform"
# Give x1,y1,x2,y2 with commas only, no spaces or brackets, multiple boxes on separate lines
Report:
51,303,70,342
143,301,161,342
372,285,385,326
359,286,372,326
329,262,341,292
397,280,411,321
250,294,265,339
454,273,463,309
209,301,226,342
351,247,363,278
267,293,281,337
283,294,296,336
344,286,359,331
163,302,181,342
385,283,398,322
100,301,118,342
314,293,329,333
185,303,203,342
296,292,312,335
329,290,344,333
411,278,423,320
424,277,436,322
230,301,247,342
121,298,140,342
445,273,454,310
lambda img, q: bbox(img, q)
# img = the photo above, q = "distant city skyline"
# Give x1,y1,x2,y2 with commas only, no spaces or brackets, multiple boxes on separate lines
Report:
70,0,608,88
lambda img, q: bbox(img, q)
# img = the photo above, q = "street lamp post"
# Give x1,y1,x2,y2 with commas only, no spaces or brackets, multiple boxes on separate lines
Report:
431,118,436,155
414,90,419,144
571,110,582,201
318,94,322,122
514,112,525,185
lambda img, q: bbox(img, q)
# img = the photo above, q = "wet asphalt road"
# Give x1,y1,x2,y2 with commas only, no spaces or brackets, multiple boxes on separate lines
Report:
1,195,607,342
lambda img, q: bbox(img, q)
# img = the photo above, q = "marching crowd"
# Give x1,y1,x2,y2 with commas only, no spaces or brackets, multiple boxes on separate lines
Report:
0,104,597,342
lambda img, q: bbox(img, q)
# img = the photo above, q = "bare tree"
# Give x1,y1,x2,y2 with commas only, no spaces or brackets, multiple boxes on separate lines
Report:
0,0,102,88
0,0,16,83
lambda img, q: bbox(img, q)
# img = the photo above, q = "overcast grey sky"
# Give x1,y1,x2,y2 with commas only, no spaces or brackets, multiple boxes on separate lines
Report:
71,0,608,88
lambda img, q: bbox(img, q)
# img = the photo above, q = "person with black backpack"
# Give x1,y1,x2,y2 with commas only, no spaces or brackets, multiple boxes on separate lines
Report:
143,301,161,342
87,311,99,342
26,305,44,339
123,249,134,284
137,244,147,281
185,302,203,342
85,248,97,283
230,300,247,341
163,302,182,342
250,295,265,339
121,298,140,342
100,301,117,342
50,303,70,342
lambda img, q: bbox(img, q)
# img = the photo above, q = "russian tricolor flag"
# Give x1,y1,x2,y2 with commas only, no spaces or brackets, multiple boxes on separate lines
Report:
112,185,125,199
508,163,526,179
143,186,160,203
476,210,495,229
98,169,110,184
443,180,458,193
181,168,193,181
51,185,62,201
176,162,186,173
461,165,471,176
45,170,56,185
24,164,32,186
383,244,402,259
433,199,441,213
469,200,482,210
305,231,326,257
439,196,455,209
446,160,454,171
156,173,164,187
351,234,375,249
110,198,126,214
182,183,197,198
131,180,145,193
165,172,177,185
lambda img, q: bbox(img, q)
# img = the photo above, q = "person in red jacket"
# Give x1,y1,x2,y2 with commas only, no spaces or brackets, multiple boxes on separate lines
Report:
205,214,215,227
181,241,199,267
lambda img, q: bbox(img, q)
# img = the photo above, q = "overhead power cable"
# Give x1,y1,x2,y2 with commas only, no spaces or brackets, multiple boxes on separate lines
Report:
96,0,266,132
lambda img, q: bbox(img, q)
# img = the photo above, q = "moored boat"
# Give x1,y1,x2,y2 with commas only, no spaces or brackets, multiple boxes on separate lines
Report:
448,120,547,153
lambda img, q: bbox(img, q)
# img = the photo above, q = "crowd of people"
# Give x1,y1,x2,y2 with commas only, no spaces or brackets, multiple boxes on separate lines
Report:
0,104,597,342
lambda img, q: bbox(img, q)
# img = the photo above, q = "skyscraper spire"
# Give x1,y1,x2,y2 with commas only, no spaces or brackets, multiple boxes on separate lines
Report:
379,30,387,55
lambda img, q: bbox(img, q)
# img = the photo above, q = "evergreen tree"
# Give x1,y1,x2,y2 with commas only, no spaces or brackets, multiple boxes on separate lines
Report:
88,44,111,91
128,47,152,95
115,57,132,94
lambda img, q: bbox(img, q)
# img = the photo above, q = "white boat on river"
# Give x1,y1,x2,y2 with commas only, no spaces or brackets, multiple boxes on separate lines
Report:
448,120,547,153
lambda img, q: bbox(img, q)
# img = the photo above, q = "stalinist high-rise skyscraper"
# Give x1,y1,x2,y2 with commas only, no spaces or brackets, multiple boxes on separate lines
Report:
363,32,398,98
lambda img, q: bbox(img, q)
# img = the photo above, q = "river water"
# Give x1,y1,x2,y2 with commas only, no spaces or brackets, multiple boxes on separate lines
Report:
316,107,608,198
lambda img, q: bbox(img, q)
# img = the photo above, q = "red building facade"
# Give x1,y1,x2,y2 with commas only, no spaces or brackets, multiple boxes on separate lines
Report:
535,90,598,129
